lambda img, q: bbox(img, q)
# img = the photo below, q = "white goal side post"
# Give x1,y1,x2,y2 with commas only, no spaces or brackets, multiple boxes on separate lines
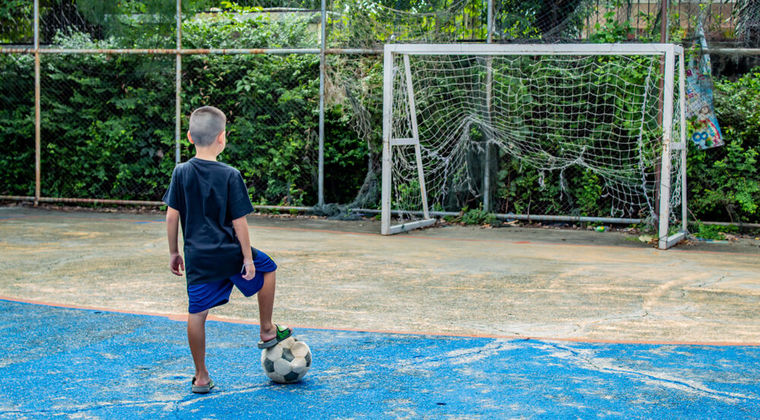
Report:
381,43,688,250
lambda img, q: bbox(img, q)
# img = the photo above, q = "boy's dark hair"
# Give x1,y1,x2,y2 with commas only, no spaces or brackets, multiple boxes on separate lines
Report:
189,106,226,147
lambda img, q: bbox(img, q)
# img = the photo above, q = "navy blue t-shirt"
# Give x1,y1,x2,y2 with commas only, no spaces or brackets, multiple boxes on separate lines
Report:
162,158,256,285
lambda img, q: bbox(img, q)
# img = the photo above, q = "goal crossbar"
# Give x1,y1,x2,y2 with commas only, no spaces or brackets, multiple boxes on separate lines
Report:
384,43,684,56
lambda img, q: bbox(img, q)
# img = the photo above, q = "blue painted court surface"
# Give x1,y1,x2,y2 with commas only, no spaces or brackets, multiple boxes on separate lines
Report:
2,300,760,418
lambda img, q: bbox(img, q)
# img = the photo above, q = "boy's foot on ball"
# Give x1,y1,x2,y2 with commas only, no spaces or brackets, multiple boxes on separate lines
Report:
258,324,292,349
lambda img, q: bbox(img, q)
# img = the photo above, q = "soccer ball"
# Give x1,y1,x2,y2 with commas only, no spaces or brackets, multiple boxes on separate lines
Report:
261,336,312,383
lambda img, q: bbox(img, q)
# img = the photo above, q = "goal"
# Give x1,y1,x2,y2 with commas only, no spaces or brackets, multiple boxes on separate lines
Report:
381,43,687,249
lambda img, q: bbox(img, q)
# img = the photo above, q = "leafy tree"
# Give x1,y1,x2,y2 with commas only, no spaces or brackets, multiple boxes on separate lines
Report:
0,0,33,43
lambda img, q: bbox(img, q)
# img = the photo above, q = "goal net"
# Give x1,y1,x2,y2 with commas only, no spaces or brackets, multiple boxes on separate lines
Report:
381,44,687,249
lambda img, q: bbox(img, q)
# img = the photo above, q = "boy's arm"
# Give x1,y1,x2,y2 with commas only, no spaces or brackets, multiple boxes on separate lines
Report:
232,216,255,280
166,206,184,276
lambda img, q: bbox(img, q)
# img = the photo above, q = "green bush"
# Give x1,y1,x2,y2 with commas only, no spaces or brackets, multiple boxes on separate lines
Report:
687,68,760,223
460,206,498,225
691,222,739,241
0,12,366,205
0,5,758,225
38,43,175,199
0,54,35,195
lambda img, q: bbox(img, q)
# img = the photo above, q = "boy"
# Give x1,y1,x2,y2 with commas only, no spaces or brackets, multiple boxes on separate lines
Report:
163,106,291,394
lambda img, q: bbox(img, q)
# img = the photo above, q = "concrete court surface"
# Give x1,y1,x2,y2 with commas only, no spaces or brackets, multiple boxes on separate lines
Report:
2,205,760,418
1,206,759,343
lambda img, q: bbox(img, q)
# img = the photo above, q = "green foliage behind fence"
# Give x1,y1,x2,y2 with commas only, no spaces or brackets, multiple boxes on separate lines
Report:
0,9,758,223
688,69,760,223
0,54,35,197
0,12,367,206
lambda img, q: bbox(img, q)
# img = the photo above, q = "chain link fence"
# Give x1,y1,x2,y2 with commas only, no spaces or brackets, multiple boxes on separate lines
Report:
0,52,35,198
0,2,34,199
1,0,758,223
39,53,175,200
186,53,321,206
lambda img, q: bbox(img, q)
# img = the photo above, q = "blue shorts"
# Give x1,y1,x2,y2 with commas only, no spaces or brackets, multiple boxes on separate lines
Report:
187,250,277,314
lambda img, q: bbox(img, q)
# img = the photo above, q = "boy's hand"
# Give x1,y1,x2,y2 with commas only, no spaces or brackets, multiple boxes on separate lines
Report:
242,261,255,280
169,252,185,276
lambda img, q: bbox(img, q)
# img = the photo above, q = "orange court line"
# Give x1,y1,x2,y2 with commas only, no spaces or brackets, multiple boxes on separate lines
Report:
3,295,760,348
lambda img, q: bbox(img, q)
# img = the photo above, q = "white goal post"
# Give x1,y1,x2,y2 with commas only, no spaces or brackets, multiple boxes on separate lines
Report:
381,43,688,250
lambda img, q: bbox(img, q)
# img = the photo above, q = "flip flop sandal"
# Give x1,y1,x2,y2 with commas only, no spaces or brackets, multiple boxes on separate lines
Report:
191,377,215,394
258,324,292,349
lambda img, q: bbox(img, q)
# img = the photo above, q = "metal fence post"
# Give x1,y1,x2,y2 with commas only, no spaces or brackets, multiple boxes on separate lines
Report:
318,0,326,206
34,0,41,206
483,0,493,212
175,0,182,166
654,0,669,219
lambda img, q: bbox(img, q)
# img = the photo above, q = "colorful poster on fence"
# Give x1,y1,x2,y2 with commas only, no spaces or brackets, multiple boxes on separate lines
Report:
685,30,724,149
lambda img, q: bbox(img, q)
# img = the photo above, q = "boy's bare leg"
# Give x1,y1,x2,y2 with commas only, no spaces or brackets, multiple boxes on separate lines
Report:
258,271,277,341
188,310,211,385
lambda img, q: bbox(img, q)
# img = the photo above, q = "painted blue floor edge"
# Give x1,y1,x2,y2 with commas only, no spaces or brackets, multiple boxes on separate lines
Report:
1,299,759,419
